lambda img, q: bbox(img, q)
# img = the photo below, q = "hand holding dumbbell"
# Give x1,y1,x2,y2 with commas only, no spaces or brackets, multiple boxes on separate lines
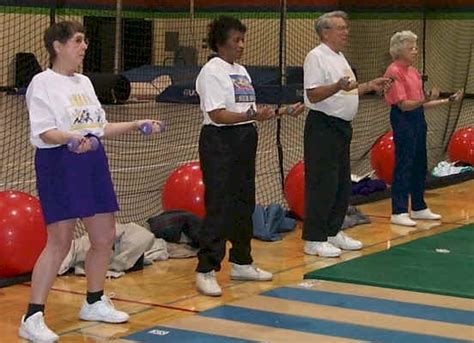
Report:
285,102,305,117
448,88,464,102
337,76,358,91
67,136,99,153
138,120,166,136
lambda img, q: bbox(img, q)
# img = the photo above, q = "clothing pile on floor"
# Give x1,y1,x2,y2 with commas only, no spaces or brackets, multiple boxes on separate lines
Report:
431,161,473,177
351,172,387,196
58,219,199,279
58,204,371,278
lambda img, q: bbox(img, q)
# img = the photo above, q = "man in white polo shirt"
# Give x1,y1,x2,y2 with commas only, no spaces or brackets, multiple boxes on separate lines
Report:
303,11,391,257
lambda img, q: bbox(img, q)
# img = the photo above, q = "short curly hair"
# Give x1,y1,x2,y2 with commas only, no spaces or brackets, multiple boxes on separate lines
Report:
389,30,418,60
44,20,85,64
207,16,246,52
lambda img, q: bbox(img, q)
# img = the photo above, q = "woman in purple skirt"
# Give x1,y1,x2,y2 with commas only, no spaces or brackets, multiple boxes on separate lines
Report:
19,21,163,342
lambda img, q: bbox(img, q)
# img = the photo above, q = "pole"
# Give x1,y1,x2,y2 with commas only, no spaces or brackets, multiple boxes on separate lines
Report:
421,0,427,88
276,0,287,191
190,0,195,44
50,0,57,25
114,0,122,74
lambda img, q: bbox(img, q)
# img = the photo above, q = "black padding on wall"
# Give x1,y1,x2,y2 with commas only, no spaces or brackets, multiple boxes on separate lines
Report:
15,52,42,89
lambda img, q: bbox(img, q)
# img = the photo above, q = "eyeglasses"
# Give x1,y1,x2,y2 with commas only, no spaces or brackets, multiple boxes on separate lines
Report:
403,46,418,52
332,25,348,31
71,35,89,45
324,24,348,32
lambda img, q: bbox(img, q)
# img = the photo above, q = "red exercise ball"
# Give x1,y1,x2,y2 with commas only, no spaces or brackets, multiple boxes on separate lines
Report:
370,131,395,185
0,190,47,278
447,127,474,166
161,161,205,218
284,160,305,219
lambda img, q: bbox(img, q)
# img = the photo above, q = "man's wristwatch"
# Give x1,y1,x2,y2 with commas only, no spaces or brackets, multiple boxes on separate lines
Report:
246,106,257,120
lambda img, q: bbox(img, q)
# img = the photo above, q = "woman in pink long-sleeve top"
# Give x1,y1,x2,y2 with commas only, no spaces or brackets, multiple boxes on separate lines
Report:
383,30,463,227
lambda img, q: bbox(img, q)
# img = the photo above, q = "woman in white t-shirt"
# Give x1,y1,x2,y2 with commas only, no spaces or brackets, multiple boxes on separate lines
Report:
19,21,163,342
195,16,304,297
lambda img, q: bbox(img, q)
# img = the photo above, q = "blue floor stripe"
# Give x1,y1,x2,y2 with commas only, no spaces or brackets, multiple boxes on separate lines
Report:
262,287,474,326
125,325,255,342
201,306,470,343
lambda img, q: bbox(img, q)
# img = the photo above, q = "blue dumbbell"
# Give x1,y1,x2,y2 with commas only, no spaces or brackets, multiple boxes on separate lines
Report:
89,136,99,150
139,121,166,136
67,136,99,152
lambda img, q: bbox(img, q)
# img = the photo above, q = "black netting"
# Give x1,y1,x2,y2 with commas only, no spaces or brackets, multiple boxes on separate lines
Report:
1,4,473,229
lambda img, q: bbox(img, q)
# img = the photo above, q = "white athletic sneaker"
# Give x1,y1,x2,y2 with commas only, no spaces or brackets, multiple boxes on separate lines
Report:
79,295,129,323
304,241,341,257
196,271,222,296
230,263,273,281
328,231,363,251
411,208,442,220
19,312,59,342
391,213,417,227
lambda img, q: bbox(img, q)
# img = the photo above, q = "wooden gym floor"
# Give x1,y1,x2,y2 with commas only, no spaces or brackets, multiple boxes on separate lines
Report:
1,180,473,342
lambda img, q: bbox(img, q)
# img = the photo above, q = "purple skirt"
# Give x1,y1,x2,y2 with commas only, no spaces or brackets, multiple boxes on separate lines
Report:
35,137,119,225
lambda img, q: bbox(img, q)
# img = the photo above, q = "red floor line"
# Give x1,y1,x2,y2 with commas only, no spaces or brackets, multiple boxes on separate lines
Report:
19,284,199,314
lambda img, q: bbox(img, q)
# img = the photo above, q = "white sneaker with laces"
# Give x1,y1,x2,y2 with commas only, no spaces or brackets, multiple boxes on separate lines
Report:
304,241,341,257
79,295,129,323
196,271,222,296
411,208,442,220
391,213,417,226
328,231,363,251
19,312,59,342
230,263,273,281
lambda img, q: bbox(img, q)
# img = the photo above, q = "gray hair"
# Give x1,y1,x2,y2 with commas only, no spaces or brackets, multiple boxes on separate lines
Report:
314,11,349,38
389,30,418,59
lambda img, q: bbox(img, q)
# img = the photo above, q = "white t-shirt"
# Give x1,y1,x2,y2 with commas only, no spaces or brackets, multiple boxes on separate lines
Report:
26,68,107,148
303,43,358,121
195,57,255,126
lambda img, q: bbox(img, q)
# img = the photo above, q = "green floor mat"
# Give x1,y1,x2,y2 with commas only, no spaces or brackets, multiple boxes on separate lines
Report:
305,224,474,298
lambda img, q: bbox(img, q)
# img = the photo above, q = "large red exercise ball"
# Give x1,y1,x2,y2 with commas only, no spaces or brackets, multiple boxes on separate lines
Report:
284,160,305,219
0,190,47,278
447,127,474,166
161,161,205,218
370,131,395,185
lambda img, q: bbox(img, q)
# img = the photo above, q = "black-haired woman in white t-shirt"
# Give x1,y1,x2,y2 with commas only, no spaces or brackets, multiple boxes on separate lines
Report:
195,15,305,297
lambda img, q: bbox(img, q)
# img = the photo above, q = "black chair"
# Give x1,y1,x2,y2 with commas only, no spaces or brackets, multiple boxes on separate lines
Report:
85,72,131,104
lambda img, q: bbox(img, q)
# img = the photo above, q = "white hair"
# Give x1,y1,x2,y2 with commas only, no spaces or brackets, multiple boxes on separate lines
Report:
389,30,418,60
314,11,348,38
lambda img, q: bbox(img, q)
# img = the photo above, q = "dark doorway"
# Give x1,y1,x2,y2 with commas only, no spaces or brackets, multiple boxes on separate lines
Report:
83,17,152,73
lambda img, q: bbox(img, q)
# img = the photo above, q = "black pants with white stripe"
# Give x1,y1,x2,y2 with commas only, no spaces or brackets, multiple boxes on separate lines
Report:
302,110,352,242
196,123,257,273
